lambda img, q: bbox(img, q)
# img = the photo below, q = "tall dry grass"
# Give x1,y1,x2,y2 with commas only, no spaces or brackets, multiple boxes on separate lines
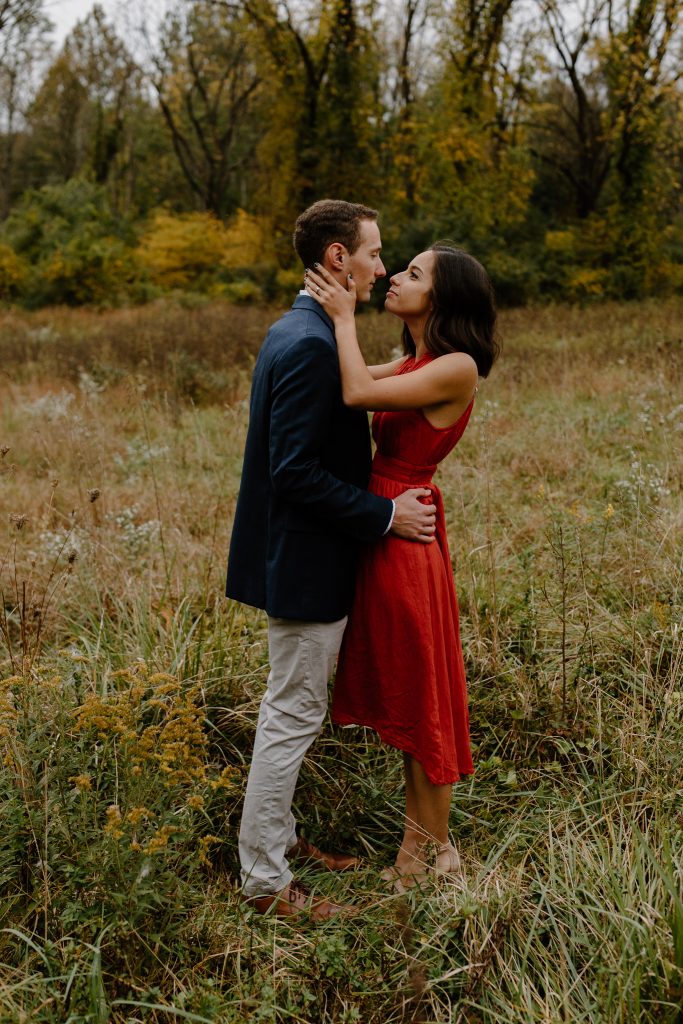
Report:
0,297,681,1022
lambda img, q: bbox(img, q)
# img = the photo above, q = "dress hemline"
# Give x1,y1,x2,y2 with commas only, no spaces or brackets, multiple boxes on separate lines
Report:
331,713,475,786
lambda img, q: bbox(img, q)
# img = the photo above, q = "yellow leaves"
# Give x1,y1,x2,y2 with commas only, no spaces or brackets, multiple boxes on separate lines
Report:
222,209,273,268
567,268,609,300
545,230,575,254
0,243,27,299
137,211,228,288
434,124,485,166
137,209,274,288
275,268,303,296
652,600,670,630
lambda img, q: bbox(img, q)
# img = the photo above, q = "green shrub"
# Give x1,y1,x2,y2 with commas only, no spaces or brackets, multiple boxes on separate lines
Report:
1,179,139,306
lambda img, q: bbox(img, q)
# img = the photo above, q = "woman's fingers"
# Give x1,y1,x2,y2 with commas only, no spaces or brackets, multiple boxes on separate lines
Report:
304,268,326,298
304,266,357,316
304,268,326,295
305,265,344,292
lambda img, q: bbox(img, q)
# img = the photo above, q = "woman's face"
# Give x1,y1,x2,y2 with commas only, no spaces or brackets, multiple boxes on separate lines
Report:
385,250,435,320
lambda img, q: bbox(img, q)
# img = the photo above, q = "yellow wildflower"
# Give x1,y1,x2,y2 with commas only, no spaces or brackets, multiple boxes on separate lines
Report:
126,806,155,826
143,825,181,856
209,765,241,791
104,805,124,840
70,774,92,791
197,834,222,866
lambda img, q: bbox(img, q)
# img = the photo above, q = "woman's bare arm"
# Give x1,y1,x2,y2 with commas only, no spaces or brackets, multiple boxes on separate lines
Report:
368,356,406,380
305,267,477,412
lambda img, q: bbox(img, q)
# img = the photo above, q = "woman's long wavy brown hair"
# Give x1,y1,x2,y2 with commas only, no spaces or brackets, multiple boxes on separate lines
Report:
402,242,501,377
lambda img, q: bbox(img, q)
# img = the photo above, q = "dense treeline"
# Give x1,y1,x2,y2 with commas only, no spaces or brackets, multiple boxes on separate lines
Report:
0,0,681,306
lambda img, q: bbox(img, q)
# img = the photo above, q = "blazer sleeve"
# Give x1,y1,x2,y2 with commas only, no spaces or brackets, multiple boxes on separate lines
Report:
269,335,393,541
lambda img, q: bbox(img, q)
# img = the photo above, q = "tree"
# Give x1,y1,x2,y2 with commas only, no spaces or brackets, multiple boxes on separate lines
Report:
417,1,535,246
149,1,262,218
230,0,383,222
528,0,682,295
0,0,52,217
1,178,137,305
26,5,144,212
604,0,682,204
530,1,614,220
0,0,40,37
382,0,437,219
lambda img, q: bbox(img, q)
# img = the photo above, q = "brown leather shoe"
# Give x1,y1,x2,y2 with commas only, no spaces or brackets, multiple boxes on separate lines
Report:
246,880,349,923
287,835,360,872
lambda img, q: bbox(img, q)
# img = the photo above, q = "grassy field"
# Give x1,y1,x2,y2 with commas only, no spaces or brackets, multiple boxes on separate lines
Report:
0,297,682,1023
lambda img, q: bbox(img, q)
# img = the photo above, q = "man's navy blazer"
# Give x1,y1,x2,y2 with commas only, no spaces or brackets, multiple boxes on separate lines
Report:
226,294,393,622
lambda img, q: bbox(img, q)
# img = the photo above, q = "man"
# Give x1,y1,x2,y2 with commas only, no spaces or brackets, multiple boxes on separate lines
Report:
226,199,437,921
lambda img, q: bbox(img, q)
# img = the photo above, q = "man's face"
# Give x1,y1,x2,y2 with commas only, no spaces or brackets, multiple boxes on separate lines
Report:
346,220,386,301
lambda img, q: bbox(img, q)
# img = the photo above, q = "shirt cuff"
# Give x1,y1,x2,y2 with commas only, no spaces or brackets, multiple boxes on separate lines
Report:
382,500,396,536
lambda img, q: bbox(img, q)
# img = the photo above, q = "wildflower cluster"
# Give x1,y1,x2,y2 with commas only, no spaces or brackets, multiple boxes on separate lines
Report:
108,505,160,554
73,660,241,862
615,449,672,506
74,663,209,787
23,389,75,421
534,482,618,526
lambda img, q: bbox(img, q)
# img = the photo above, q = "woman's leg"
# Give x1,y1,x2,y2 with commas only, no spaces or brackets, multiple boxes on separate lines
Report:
405,755,451,845
386,755,460,884
394,753,427,868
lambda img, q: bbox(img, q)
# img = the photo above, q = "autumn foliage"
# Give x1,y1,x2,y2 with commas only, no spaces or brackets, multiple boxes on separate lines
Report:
0,0,681,306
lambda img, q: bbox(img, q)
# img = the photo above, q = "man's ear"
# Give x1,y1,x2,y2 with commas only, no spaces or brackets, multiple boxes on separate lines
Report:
324,243,347,272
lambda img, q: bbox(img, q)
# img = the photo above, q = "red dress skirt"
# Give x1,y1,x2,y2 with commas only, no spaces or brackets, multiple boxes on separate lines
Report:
332,355,475,785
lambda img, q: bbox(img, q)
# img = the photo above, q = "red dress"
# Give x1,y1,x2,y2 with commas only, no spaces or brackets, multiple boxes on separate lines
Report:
332,355,475,785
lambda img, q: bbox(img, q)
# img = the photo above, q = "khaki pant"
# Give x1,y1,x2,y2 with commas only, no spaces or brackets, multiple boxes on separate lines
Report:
238,614,347,897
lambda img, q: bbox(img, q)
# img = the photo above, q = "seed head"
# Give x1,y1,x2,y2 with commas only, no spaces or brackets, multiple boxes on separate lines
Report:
1,446,9,458
88,488,101,503
9,513,28,530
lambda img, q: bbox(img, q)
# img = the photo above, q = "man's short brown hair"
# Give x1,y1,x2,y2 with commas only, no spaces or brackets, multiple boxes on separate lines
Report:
293,199,378,268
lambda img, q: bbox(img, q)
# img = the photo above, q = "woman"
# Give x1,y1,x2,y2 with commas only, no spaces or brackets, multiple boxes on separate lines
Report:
304,242,500,889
